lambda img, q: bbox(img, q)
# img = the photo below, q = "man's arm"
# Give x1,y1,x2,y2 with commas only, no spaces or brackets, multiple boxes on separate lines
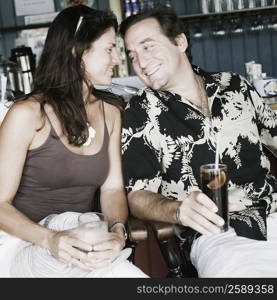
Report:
128,189,225,235
122,92,226,236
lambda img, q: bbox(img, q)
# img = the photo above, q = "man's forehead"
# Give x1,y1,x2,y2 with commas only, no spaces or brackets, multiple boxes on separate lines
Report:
125,18,163,46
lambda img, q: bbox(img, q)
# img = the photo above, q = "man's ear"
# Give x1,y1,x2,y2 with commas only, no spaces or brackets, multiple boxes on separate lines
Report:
175,33,188,53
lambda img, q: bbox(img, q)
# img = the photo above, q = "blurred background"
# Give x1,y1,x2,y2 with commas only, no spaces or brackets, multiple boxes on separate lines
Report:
0,0,276,106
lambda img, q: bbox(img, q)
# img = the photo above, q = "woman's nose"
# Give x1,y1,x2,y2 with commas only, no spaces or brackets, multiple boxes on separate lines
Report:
112,49,121,65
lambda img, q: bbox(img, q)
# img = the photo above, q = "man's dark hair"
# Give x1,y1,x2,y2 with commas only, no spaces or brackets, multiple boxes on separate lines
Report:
119,5,192,63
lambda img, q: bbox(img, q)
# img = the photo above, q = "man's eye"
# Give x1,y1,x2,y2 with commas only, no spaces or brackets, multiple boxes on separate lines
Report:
144,44,154,51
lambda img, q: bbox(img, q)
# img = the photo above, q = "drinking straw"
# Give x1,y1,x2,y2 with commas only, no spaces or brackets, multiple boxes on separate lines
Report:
215,131,220,169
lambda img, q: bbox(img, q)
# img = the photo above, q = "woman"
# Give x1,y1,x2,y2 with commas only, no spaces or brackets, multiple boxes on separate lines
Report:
0,5,146,277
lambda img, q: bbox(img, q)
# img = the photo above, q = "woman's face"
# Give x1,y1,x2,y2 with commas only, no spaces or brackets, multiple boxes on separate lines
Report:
82,27,120,86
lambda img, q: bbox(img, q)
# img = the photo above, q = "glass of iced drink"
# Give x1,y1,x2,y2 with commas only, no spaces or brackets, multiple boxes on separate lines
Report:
78,212,108,250
200,163,229,232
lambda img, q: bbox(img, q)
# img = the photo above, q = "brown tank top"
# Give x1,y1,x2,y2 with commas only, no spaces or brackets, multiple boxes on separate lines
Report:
13,102,109,222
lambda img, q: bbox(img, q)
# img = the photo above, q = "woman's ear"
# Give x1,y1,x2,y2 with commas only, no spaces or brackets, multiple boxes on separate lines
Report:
175,33,188,53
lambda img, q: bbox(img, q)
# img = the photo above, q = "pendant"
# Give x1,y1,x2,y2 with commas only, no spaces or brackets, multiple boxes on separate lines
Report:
83,124,96,146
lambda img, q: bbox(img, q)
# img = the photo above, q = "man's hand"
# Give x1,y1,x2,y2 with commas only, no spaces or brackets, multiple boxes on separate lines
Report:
178,191,225,235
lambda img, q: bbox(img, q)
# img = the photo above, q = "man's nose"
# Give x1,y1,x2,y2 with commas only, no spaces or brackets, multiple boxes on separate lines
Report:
137,52,150,70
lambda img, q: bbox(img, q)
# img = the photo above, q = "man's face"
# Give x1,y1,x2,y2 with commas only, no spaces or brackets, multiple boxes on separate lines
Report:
124,18,187,91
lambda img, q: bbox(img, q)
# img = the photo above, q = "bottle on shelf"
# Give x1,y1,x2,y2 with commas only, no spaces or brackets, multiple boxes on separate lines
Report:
164,0,172,7
248,0,256,8
226,0,234,11
237,0,245,10
131,0,140,15
124,0,132,17
213,0,223,13
201,0,212,14
146,0,155,9
140,0,148,10
260,0,268,7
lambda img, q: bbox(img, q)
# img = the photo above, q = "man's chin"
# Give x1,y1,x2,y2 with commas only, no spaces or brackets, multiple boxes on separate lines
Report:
140,77,164,90
150,80,164,90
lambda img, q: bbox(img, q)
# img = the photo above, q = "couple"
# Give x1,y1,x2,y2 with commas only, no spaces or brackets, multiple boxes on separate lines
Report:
0,4,276,278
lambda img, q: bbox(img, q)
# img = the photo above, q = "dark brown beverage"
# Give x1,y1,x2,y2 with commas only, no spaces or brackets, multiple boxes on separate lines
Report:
200,164,229,232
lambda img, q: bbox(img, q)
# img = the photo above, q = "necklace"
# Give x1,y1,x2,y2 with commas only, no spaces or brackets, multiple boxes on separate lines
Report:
83,123,96,146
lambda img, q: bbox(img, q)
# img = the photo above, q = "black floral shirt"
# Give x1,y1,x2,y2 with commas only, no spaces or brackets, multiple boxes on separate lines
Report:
122,66,277,241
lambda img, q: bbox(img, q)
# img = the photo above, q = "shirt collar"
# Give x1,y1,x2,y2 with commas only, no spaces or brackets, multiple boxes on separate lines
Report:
142,65,223,103
192,65,221,98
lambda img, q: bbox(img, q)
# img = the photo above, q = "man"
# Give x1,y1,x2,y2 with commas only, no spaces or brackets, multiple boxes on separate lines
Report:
119,6,277,277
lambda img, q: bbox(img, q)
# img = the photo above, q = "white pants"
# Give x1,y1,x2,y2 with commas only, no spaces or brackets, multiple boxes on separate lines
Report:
0,233,148,278
0,212,148,278
190,212,277,277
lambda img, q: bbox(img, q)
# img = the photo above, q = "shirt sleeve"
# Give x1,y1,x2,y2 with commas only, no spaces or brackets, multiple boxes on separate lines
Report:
246,79,277,156
122,91,162,194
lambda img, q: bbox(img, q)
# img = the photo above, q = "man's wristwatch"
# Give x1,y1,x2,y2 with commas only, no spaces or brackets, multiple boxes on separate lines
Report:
109,221,128,241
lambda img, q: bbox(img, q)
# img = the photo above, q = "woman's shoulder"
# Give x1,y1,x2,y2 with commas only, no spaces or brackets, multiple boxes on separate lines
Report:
5,96,43,129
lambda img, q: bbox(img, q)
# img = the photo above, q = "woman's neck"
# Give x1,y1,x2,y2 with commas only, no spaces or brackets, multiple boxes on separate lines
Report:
83,85,97,104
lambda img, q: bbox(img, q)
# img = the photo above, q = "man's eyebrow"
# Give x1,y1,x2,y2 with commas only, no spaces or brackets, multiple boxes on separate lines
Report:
126,37,155,55
139,37,155,45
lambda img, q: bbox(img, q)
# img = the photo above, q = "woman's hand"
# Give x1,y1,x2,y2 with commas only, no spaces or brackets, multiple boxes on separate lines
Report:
47,229,94,270
85,231,125,269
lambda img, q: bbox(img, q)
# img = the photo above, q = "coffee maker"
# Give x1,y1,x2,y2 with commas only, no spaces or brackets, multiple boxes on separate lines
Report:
9,45,36,95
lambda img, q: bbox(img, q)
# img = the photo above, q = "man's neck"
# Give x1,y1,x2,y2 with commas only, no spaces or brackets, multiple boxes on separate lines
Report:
164,62,202,107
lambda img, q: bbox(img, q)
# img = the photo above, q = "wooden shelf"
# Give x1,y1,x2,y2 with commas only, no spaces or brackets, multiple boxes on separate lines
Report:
0,22,51,33
1,5,276,32
179,5,277,23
